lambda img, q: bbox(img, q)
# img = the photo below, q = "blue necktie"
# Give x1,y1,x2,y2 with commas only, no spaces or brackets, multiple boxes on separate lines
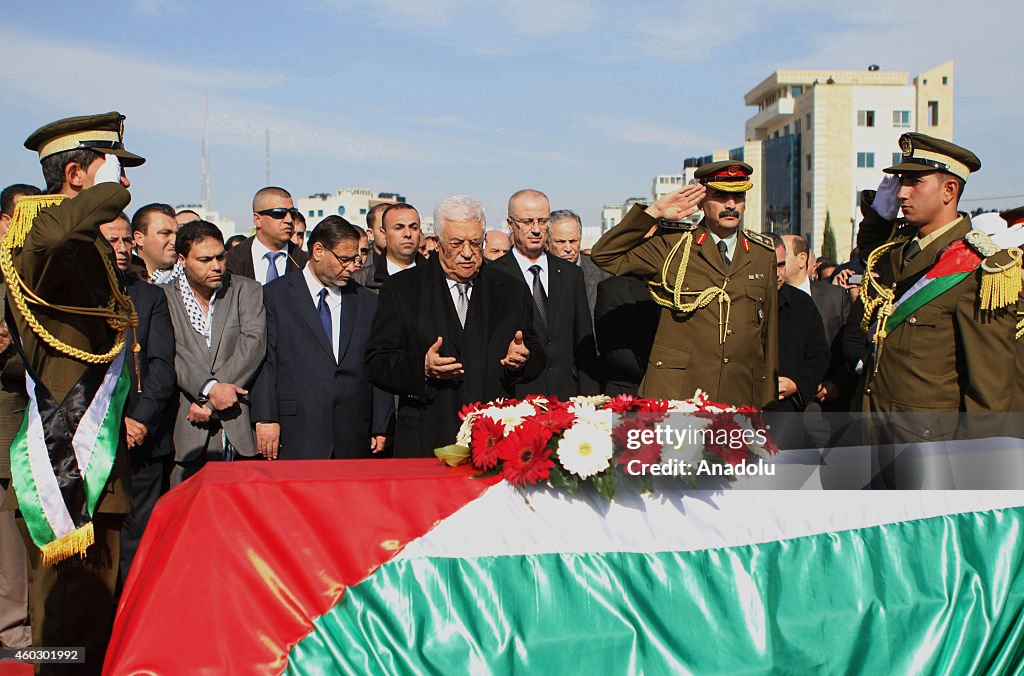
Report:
317,288,332,348
264,251,285,284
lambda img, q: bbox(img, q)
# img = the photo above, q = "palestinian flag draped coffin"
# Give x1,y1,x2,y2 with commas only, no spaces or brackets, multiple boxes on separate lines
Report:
105,460,1024,673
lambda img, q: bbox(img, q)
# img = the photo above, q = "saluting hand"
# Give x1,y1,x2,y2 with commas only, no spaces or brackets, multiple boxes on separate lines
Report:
645,183,706,221
500,331,530,371
424,336,464,380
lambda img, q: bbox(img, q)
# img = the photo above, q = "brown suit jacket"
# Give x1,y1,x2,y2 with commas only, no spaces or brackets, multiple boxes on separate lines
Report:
591,205,778,408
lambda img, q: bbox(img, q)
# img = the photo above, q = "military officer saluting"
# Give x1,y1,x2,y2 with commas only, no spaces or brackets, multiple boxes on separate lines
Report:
856,133,1018,439
591,161,778,408
1,112,143,670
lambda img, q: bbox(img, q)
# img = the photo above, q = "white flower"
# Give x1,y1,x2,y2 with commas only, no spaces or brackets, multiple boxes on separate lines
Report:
557,421,613,478
666,399,700,413
456,413,476,447
569,394,611,408
481,402,536,433
659,414,709,466
735,414,770,458
568,400,613,432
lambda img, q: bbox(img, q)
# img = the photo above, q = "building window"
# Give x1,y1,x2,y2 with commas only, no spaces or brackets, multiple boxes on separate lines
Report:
317,209,324,217
308,210,315,218
892,110,911,128
857,110,876,127
806,154,812,171
360,208,367,215
783,125,790,136
806,192,812,209
773,130,779,138
806,113,812,128
791,85,803,97
893,152,902,166
337,205,346,216
928,100,940,126
942,76,948,85
795,119,801,134
857,152,875,168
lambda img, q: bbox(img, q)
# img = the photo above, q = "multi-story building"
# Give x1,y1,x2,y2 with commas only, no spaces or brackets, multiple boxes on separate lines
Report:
743,61,954,260
652,174,684,204
174,204,241,236
296,189,406,229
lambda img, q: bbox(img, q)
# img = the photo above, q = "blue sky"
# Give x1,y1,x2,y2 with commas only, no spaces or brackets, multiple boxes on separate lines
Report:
1,1,1021,234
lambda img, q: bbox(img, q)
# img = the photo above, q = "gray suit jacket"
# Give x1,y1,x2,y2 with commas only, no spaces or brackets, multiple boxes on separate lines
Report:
580,253,611,320
162,274,266,460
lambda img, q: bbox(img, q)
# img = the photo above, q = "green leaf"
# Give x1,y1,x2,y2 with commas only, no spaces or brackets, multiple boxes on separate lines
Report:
591,471,617,501
434,444,471,467
548,464,580,492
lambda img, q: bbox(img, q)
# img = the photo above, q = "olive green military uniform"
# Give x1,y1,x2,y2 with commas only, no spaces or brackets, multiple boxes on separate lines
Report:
2,112,143,673
856,133,1018,447
860,216,1017,424
591,206,778,408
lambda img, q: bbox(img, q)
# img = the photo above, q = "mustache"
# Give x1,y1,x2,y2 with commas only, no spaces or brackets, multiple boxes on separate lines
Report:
719,209,741,219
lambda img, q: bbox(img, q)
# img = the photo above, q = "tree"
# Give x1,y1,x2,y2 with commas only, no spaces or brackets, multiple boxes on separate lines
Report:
821,211,838,262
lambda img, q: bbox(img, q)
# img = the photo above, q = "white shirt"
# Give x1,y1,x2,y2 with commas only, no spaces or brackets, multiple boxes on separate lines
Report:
445,275,474,310
709,230,738,265
386,256,416,277
512,248,548,293
303,266,342,361
252,236,288,285
794,275,812,297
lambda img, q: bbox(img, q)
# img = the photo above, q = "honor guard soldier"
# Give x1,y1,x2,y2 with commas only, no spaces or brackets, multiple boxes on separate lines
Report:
591,161,778,408
855,133,1019,448
1,112,143,670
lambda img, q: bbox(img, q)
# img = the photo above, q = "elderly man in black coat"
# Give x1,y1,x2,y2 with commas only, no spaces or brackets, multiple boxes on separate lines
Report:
366,195,544,457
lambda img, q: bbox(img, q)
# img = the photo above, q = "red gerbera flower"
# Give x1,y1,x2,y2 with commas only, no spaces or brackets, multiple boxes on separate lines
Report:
636,398,670,414
471,415,506,470
613,418,662,470
606,393,638,413
497,421,556,486
533,408,576,435
458,402,481,421
704,413,748,466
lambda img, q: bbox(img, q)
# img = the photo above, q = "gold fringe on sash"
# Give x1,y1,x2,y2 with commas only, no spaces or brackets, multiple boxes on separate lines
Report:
40,522,95,566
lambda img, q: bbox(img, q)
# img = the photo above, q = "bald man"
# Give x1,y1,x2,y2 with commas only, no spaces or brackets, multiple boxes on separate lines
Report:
483,230,511,261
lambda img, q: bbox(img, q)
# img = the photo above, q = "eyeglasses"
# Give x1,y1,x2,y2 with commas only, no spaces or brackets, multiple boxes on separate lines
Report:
257,208,300,220
444,239,483,252
509,217,550,227
325,247,362,267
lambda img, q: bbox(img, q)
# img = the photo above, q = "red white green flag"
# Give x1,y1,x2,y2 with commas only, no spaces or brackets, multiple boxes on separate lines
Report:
106,460,1024,674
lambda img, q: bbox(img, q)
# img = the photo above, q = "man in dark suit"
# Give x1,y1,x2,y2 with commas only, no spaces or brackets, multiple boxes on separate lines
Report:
593,275,660,396
780,234,854,414
490,190,598,399
97,214,177,584
366,195,544,457
351,203,426,293
547,209,611,328
225,186,308,283
252,217,394,459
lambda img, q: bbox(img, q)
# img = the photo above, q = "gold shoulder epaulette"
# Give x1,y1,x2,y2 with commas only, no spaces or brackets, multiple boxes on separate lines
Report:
967,230,1023,312
742,229,774,251
2,194,65,249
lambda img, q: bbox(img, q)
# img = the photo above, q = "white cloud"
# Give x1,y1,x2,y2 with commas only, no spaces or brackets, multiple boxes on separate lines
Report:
313,0,597,37
573,113,721,150
0,27,420,165
131,0,184,16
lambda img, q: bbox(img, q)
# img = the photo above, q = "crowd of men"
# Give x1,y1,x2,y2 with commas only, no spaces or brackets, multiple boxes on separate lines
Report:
1,113,1023,671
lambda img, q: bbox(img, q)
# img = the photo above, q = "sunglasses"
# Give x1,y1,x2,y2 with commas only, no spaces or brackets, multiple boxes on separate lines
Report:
257,207,301,220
